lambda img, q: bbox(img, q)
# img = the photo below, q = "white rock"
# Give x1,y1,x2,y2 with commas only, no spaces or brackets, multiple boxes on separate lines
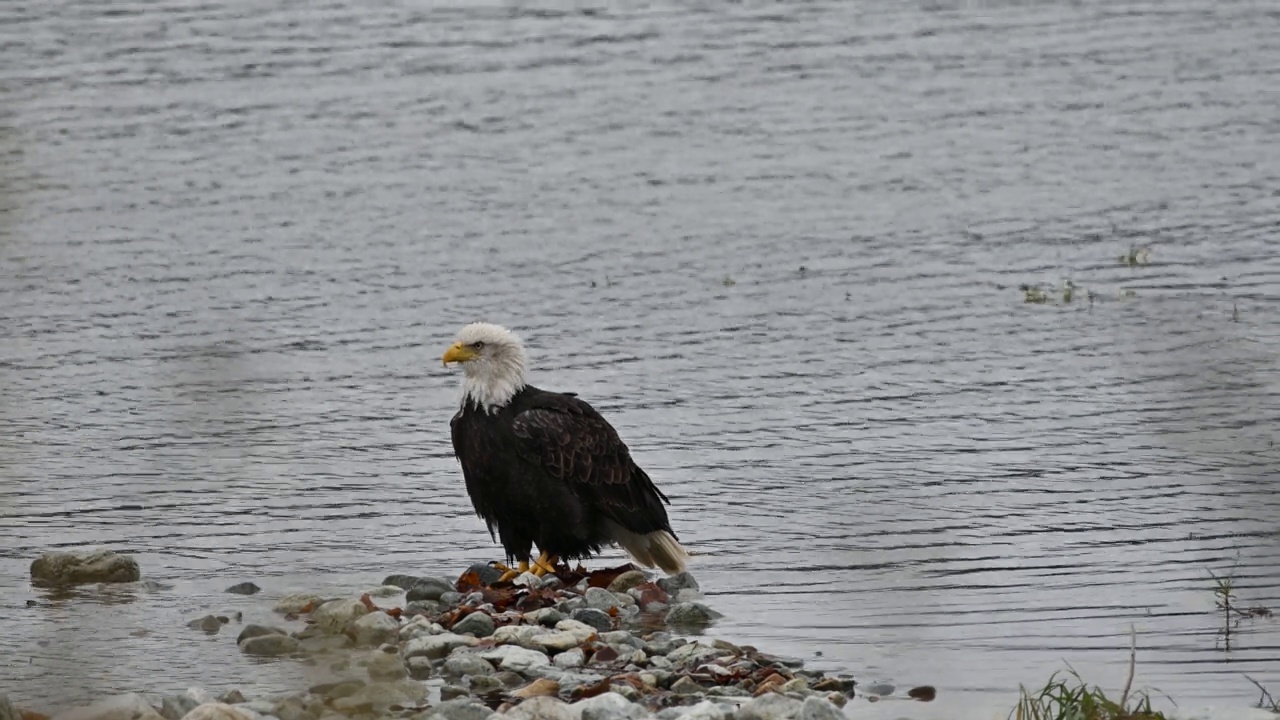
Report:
51,694,164,720
677,701,732,720
400,615,443,641
499,646,552,673
798,696,843,720
272,593,323,614
403,632,479,660
512,572,543,588
553,619,598,643
531,631,583,653
311,598,368,633
737,694,802,720
505,697,573,720
178,704,252,720
553,647,585,668
492,624,549,647
352,611,400,646
569,692,645,720
365,584,406,597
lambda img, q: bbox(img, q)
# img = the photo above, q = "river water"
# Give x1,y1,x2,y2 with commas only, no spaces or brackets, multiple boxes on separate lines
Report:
2,0,1278,717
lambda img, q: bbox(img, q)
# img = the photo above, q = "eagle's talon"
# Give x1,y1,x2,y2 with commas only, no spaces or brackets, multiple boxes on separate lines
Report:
531,551,559,577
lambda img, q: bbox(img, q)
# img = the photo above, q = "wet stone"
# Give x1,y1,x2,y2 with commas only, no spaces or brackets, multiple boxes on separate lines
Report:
365,584,406,597
505,697,572,720
179,703,252,720
452,611,495,638
407,656,433,680
606,570,648,594
239,633,299,656
467,675,504,695
433,699,498,720
311,598,368,634
444,654,496,678
863,683,894,697
367,648,408,681
225,582,261,595
297,633,352,653
187,615,224,634
405,599,443,617
406,576,456,602
310,680,365,699
273,593,323,614
798,696,843,720
737,694,802,720
352,611,400,646
656,572,698,595
403,632,479,660
570,607,611,633
523,608,565,627
583,587,621,612
574,692,646,720
670,677,703,696
30,549,141,585
674,701,731,720
441,685,469,701
665,603,721,630
159,694,199,720
236,624,286,645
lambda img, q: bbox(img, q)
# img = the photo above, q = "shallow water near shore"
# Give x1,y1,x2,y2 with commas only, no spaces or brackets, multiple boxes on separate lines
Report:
2,0,1279,716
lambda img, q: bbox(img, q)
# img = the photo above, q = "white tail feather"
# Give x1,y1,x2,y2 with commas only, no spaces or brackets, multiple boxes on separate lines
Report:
607,522,689,574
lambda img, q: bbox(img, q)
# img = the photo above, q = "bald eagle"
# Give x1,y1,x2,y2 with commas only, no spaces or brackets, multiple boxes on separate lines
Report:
442,322,688,580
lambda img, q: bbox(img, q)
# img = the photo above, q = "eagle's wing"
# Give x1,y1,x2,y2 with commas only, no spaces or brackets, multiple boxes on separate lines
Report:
510,394,673,534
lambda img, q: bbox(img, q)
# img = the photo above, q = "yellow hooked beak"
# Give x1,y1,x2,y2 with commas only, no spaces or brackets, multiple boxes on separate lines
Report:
442,342,477,367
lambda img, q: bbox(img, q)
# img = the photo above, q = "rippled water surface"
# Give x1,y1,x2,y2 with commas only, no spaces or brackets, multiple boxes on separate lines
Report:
3,0,1279,716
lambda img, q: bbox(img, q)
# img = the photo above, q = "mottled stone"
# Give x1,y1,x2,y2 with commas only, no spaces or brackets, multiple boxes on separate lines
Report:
530,631,582,653
403,632,479,660
440,686,469,702
187,615,223,634
523,608,565,627
51,694,164,720
499,646,552,673
236,624,286,645
798,696,843,720
273,593,323,614
569,608,611,633
443,654,496,678
31,550,141,585
352,611,400,646
675,701,731,720
225,582,260,595
406,576,456,602
159,694,199,720
365,584,406,597
656,572,698,596
553,647,585,668
467,675,504,695
583,587,621,612
407,656,433,680
367,647,409,681
571,692,645,720
505,697,572,720
311,598,368,633
670,677,703,696
239,633,299,657
178,704,252,720
493,624,550,647
736,694,802,720
605,571,648,594
432,699,497,720
452,611,495,638
664,603,721,630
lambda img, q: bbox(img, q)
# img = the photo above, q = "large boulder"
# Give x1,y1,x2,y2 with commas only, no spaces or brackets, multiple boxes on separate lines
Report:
31,549,141,585
50,694,163,720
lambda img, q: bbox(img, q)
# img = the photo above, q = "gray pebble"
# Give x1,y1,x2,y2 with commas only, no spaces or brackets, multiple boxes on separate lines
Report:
407,656,433,680
556,597,585,614
570,607,612,633
553,647,585,668
656,571,698,595
406,576,456,602
642,633,685,656
664,602,721,630
225,581,261,595
524,607,565,627
452,612,495,638
236,624,286,645
439,591,463,606
441,685,470,701
599,630,641,649
240,634,299,656
444,654,496,678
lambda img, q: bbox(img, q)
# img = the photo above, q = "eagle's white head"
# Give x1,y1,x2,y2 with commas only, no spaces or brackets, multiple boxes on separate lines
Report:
442,322,528,412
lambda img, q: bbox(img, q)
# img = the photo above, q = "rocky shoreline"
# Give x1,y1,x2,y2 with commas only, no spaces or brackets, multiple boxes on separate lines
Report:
12,551,922,720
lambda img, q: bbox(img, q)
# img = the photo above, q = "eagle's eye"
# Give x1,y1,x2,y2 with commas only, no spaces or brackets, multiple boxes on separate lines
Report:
472,341,486,350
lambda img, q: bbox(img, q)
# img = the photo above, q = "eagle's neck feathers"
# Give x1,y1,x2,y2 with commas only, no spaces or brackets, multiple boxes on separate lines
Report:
460,351,527,414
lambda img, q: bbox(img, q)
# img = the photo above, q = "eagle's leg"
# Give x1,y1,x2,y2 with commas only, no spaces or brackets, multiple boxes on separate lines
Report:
495,560,530,583
531,551,560,577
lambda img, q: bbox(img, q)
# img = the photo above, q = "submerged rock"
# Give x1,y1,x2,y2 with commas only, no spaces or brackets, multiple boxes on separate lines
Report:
235,624,286,645
367,646,409,681
187,615,224,634
272,593,322,614
158,694,199,720
239,634,299,657
31,549,141,585
224,582,260,595
798,696,844,720
664,603,721,629
737,694,802,720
